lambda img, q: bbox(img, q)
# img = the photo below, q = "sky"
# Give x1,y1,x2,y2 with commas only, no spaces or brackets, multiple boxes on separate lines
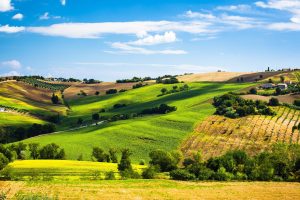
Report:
0,0,300,81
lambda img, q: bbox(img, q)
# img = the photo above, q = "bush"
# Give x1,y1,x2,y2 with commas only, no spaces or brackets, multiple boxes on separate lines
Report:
105,171,116,180
141,104,177,115
113,104,126,109
106,89,118,95
269,97,280,106
249,88,257,94
149,150,178,172
0,153,9,170
213,167,234,181
170,169,196,181
92,147,109,162
294,100,300,107
139,159,145,165
142,166,158,179
118,149,133,172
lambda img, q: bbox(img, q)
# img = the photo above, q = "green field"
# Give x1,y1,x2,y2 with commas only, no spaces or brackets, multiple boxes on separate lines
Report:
6,160,145,180
21,82,253,162
0,112,45,128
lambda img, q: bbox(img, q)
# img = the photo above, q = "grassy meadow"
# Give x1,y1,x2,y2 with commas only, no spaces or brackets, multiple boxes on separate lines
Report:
21,82,254,162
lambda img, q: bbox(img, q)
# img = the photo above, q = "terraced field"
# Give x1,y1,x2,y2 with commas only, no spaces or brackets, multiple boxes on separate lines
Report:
181,106,300,159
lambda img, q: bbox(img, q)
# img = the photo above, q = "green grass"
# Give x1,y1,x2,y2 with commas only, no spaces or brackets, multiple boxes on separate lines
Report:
21,82,254,163
0,112,45,128
6,160,146,180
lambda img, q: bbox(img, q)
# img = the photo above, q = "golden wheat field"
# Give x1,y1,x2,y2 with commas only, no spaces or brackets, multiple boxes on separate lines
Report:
1,180,300,200
181,106,300,159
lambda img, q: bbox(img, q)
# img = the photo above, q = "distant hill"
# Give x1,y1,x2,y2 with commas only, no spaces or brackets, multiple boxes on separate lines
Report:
177,72,250,82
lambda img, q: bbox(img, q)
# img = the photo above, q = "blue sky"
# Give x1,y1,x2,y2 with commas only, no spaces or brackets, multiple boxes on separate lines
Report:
0,0,300,81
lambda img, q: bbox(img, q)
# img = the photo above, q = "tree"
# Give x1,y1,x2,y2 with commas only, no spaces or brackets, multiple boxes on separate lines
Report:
9,142,27,160
172,85,178,90
269,97,279,106
95,91,100,95
249,88,257,94
161,88,167,94
92,113,100,122
118,149,132,172
280,76,285,83
0,153,9,170
275,87,282,95
268,79,273,83
39,143,65,159
149,149,178,172
77,118,83,125
294,100,300,107
28,143,39,159
109,148,118,163
51,93,59,104
92,147,109,162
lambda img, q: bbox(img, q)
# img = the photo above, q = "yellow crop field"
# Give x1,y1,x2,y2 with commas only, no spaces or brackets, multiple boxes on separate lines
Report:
7,160,146,180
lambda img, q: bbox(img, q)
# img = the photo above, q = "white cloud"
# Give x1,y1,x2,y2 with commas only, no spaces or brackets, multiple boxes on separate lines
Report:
27,21,212,39
0,0,13,12
109,42,187,55
39,12,50,20
185,10,216,20
0,25,25,33
128,31,176,46
216,4,251,12
267,22,300,30
12,13,23,20
1,60,22,69
256,0,300,30
1,71,21,77
60,0,66,6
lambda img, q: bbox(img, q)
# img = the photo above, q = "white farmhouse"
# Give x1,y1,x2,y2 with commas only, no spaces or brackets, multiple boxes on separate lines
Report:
277,83,288,90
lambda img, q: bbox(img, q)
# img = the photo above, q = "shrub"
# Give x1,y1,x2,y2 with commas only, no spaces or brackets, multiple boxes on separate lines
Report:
141,104,177,115
118,149,133,172
142,166,158,179
149,149,178,172
213,167,234,181
95,91,100,95
106,89,118,95
249,88,257,94
113,104,126,109
109,148,118,163
105,171,116,180
294,100,300,107
92,147,109,162
269,97,280,106
139,159,145,165
170,169,196,181
0,153,9,170
92,113,100,121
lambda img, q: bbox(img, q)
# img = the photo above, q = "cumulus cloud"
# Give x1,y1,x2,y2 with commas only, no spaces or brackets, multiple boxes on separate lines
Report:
12,13,23,20
0,0,13,12
0,25,25,33
1,60,22,69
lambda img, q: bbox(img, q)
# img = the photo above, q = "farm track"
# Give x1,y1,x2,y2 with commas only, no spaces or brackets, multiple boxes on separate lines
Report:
181,106,300,159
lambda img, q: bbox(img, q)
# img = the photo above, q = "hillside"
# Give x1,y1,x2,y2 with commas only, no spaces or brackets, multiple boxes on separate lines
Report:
177,72,250,82
0,80,68,118
181,106,300,159
21,82,253,162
